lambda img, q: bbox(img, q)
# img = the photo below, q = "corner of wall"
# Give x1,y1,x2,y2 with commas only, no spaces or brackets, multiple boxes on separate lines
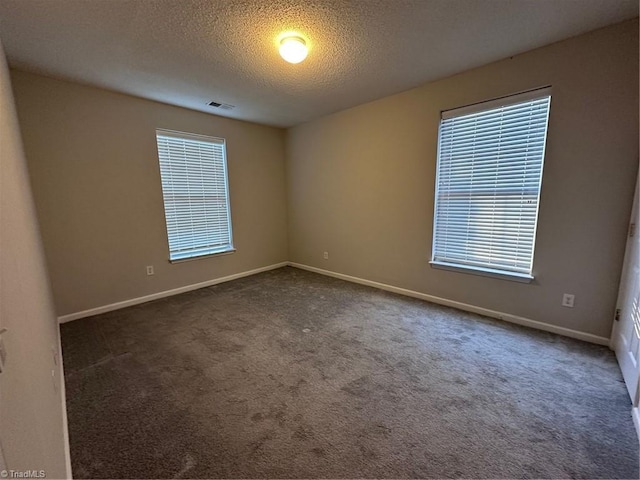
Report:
0,38,71,478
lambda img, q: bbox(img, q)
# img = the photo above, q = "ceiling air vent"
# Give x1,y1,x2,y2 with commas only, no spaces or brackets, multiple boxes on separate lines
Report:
208,101,235,110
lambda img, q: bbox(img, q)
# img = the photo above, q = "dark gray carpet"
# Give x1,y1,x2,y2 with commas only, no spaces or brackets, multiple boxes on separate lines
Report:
61,267,639,479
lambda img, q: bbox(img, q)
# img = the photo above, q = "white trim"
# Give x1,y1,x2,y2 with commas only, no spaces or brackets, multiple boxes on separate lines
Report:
58,262,288,323
56,324,73,478
155,128,224,145
169,248,236,264
429,260,534,283
288,262,610,346
442,86,552,119
0,440,6,472
58,260,610,346
633,407,640,445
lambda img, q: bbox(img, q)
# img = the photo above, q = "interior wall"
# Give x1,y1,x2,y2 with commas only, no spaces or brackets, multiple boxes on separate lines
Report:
0,39,70,477
10,71,289,317
286,19,639,339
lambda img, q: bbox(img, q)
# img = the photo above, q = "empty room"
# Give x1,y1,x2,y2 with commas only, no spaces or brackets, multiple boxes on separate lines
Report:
0,0,639,478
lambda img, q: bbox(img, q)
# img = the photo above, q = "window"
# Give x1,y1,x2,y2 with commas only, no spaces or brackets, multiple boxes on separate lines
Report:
155,129,233,262
431,88,551,281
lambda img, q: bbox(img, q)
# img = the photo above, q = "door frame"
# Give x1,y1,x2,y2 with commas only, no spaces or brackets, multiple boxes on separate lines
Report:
611,168,640,442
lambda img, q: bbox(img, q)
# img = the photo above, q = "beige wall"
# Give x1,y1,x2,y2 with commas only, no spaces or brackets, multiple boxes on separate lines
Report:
11,71,288,316
8,20,639,340
0,40,70,477
286,19,639,339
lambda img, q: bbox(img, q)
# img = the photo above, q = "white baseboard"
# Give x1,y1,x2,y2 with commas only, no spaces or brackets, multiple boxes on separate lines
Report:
58,260,611,346
288,262,610,346
58,262,288,323
633,407,640,444
56,325,73,478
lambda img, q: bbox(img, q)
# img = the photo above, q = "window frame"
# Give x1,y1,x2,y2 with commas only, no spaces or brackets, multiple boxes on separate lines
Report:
430,87,552,282
155,128,235,263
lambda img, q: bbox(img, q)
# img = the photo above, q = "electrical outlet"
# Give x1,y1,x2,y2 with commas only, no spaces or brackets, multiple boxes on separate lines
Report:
323,252,329,260
561,293,575,308
146,265,154,276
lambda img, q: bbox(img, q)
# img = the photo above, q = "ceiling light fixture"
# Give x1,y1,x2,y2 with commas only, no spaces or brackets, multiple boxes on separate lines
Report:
279,36,308,64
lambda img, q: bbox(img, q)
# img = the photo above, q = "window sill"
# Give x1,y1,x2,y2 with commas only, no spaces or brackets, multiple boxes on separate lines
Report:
169,248,236,264
429,260,534,284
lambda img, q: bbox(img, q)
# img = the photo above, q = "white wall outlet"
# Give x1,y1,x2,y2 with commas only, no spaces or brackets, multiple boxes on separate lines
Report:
562,293,575,308
323,251,329,260
146,265,155,276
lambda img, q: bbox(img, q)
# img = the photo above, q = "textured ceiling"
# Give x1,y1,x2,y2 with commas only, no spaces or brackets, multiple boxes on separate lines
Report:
0,0,637,127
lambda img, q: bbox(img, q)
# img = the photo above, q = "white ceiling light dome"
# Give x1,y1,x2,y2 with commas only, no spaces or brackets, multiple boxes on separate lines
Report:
279,36,308,64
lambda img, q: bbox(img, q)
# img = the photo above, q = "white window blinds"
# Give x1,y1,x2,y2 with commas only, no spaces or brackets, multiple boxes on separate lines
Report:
156,129,233,261
431,89,551,278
